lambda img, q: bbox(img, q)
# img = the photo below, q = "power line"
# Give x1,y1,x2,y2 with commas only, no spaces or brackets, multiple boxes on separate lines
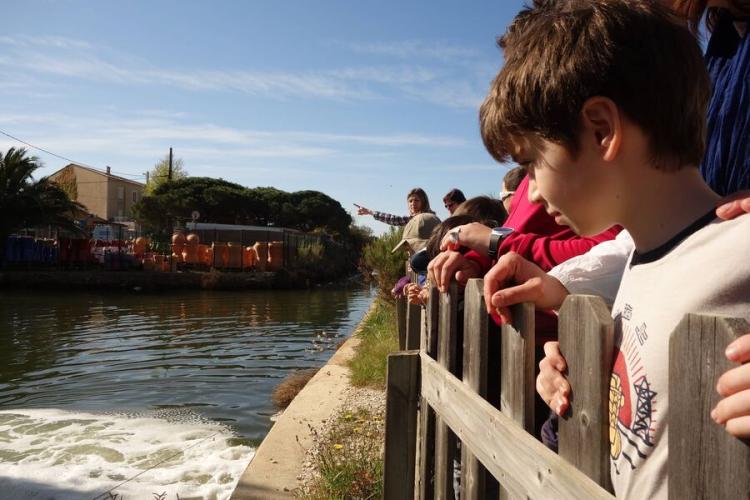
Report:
0,128,146,179
0,128,99,169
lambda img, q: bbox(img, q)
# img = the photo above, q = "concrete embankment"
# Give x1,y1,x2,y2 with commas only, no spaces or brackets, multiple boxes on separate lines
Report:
0,269,299,291
231,303,375,499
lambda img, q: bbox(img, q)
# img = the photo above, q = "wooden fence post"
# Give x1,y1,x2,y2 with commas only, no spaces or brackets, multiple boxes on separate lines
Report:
558,295,614,492
435,282,460,499
384,350,421,500
499,301,535,499
407,301,422,350
461,279,490,500
669,314,750,499
397,297,407,350
500,302,536,430
417,286,440,500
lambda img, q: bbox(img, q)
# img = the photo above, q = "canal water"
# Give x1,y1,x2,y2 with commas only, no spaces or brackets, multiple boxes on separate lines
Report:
0,285,374,499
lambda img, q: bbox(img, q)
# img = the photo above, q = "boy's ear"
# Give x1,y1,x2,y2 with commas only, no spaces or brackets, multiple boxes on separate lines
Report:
581,97,621,162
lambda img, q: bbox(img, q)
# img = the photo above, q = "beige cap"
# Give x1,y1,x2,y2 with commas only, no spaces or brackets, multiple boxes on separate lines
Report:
392,212,441,254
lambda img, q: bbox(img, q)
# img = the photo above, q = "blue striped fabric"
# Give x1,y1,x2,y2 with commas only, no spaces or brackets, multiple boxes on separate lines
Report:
703,9,750,196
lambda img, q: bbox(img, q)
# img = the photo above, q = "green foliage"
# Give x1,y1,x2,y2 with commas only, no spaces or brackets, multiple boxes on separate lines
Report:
361,227,406,300
0,148,84,247
297,241,325,271
299,406,384,500
144,154,188,195
348,300,399,388
133,177,353,241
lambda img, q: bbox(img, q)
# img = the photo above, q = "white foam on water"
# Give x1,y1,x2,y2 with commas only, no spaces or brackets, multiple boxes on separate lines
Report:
0,408,255,500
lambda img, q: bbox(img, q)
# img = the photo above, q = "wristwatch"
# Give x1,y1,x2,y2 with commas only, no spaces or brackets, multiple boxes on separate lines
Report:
487,227,514,260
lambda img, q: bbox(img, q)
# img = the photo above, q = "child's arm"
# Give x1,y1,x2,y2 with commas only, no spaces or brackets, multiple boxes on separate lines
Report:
482,252,570,323
537,341,571,416
711,334,750,438
373,211,410,226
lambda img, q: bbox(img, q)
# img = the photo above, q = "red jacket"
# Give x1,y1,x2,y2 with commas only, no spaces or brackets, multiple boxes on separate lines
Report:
466,175,621,272
469,175,621,342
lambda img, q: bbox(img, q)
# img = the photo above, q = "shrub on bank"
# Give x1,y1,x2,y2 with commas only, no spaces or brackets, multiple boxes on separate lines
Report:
272,368,319,409
297,241,325,271
361,227,405,300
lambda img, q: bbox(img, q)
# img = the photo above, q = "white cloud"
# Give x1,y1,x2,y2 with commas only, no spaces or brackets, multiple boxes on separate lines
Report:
0,35,93,50
0,34,486,108
0,109,472,178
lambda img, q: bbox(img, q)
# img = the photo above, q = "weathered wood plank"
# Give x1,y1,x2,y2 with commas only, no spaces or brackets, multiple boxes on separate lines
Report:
558,295,614,492
669,314,750,500
435,283,459,499
500,302,536,431
421,353,614,500
384,350,421,500
397,296,407,351
423,285,440,357
416,286,441,500
407,302,423,350
461,279,489,500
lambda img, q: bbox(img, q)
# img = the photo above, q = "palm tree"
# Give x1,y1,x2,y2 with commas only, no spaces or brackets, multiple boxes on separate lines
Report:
0,147,84,257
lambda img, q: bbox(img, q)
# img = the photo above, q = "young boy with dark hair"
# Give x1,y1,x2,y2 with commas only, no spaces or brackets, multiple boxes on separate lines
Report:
481,0,750,498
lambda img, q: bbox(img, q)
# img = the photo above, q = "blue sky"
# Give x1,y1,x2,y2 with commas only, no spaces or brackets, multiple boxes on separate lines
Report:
1,0,526,234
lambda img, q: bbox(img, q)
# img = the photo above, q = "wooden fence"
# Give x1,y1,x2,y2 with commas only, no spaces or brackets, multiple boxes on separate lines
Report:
386,278,750,499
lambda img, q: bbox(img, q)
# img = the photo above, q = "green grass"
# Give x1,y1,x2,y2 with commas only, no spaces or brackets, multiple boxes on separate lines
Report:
297,299,396,499
298,406,384,500
347,299,399,388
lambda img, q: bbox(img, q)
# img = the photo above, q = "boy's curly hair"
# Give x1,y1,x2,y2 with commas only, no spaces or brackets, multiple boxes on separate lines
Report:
480,0,710,170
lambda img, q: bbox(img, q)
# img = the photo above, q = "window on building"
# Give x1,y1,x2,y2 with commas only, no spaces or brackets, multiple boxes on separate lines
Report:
117,186,125,199
132,191,138,203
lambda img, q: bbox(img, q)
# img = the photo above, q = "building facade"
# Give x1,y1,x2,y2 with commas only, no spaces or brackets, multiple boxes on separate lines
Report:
50,164,145,222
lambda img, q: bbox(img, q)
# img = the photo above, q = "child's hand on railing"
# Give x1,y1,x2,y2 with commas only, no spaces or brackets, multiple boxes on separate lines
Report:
440,222,492,254
405,283,425,306
711,333,750,438
427,251,482,293
483,252,571,323
537,341,571,416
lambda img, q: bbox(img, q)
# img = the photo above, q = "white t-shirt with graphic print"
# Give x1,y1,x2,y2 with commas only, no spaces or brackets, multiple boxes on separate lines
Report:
609,214,750,499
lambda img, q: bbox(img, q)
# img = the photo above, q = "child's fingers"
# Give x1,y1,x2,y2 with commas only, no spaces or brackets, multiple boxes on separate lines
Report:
490,278,543,310
552,393,570,416
716,190,750,220
535,371,569,416
711,389,750,429
725,333,750,363
716,363,750,397
542,341,567,371
724,415,750,439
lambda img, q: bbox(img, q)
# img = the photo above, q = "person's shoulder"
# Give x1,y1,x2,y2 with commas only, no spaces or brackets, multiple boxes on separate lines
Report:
691,213,750,255
708,212,750,237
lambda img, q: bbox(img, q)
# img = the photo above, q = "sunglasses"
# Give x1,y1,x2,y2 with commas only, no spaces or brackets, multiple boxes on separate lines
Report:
500,190,515,202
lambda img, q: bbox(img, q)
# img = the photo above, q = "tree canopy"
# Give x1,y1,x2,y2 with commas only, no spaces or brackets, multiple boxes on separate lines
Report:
144,154,188,195
0,147,83,245
133,177,352,239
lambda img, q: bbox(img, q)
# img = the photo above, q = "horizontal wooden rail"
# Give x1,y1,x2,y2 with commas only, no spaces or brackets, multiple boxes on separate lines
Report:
420,353,614,500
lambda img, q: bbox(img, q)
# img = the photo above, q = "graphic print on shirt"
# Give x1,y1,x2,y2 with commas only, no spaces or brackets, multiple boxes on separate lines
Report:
610,305,658,475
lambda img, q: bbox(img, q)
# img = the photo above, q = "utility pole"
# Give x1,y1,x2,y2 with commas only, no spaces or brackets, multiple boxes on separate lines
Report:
168,147,173,181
